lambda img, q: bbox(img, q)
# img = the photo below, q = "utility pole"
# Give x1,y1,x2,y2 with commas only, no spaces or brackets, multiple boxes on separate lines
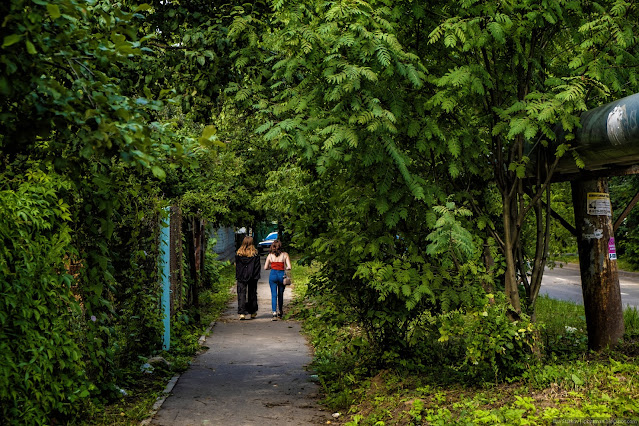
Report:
527,92,639,350
571,178,624,350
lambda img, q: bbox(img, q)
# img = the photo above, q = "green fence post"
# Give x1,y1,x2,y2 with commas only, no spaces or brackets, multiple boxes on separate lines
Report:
159,207,171,350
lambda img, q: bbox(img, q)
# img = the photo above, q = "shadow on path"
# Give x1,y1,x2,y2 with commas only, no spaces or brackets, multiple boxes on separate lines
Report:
150,257,331,425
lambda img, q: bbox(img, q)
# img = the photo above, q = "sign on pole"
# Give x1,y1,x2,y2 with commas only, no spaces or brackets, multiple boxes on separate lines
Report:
586,192,612,216
608,238,617,261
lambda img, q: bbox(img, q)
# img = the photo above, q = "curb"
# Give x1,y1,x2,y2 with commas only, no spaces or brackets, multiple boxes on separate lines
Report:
139,321,217,425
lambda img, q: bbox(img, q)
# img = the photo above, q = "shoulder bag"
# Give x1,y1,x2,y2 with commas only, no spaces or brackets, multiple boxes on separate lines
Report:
282,254,291,285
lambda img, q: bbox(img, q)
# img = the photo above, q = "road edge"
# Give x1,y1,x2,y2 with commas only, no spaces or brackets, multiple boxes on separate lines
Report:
549,261,639,279
139,321,217,426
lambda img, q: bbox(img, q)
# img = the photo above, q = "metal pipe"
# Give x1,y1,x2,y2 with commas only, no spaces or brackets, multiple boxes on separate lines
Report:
556,93,639,173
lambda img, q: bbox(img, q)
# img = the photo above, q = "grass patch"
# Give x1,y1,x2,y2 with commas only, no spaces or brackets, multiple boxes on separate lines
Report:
535,295,588,359
81,262,235,425
624,307,639,337
289,257,317,298
341,360,639,425
547,253,579,266
618,258,639,272
548,255,639,273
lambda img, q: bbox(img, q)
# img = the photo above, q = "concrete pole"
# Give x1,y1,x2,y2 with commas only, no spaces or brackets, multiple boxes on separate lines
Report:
571,177,624,350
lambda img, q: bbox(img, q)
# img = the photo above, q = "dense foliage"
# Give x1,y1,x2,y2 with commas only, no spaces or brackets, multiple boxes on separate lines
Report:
2,0,639,422
229,0,639,360
0,170,88,422
612,175,639,269
0,0,243,422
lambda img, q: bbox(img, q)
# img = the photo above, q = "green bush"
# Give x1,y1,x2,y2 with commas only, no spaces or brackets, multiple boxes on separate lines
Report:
436,294,539,381
0,170,90,423
109,177,164,372
202,243,227,288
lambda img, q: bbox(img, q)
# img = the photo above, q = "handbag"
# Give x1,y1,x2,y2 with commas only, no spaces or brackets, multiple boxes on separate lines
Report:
283,271,291,286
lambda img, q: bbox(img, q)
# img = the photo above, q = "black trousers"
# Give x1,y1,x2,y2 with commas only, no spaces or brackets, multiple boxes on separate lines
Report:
237,279,258,314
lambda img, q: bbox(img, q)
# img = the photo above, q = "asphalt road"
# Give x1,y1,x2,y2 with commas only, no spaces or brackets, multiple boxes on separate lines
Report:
540,263,639,309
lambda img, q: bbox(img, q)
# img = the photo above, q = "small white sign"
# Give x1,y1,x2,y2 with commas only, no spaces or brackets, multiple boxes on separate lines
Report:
583,229,604,240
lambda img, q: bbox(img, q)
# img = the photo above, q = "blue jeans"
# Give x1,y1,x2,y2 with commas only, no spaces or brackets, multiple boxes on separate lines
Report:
269,269,285,314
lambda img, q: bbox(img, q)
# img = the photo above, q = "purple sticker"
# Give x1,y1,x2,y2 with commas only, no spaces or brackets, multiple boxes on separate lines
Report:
608,238,617,260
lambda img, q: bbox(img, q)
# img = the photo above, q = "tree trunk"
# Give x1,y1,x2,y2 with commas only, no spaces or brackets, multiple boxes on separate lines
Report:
527,186,551,315
502,193,523,314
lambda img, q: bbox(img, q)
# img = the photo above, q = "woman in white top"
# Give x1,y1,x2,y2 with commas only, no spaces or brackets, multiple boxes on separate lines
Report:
263,240,291,320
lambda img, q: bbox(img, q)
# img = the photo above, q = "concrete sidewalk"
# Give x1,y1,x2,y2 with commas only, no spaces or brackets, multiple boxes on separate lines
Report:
149,261,331,426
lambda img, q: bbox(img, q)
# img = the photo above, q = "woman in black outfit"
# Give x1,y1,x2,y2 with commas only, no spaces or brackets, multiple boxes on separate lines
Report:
235,236,261,320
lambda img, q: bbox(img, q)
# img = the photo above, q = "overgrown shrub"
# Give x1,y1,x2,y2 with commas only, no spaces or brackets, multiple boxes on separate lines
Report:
436,293,539,381
293,280,375,409
535,295,588,359
202,242,227,288
0,169,90,423
109,174,164,371
290,196,501,371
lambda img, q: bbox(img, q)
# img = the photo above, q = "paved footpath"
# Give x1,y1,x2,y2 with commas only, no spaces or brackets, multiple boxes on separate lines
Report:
150,260,332,426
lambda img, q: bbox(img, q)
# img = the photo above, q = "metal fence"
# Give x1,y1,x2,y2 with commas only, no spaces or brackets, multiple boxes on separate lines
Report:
210,227,235,261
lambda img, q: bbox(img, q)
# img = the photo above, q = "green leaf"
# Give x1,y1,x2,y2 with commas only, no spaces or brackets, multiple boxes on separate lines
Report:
26,40,37,55
448,138,460,157
0,76,9,95
571,374,583,386
199,124,224,147
200,124,217,141
402,284,411,297
46,4,61,19
555,143,569,158
543,12,557,24
376,45,391,67
151,166,166,179
134,3,152,12
444,34,457,48
488,22,505,44
477,216,486,230
2,34,22,48
255,120,273,134
449,162,460,178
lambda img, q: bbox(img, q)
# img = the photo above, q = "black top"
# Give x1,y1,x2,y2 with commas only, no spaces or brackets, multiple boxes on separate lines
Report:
235,254,261,282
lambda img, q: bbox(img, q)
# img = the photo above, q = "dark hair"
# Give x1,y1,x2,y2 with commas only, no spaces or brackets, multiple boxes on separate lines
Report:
269,240,282,256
